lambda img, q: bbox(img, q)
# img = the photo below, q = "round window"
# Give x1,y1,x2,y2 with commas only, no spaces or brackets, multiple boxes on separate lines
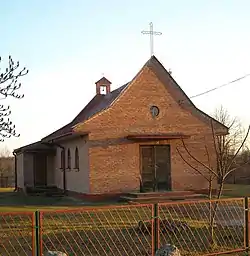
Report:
150,106,160,117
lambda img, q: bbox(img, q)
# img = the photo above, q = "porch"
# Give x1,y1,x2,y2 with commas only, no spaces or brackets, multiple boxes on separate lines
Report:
14,141,56,190
23,151,56,187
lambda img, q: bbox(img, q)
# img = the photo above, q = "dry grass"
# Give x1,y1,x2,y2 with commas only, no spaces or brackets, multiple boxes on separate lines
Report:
222,184,250,197
0,193,247,255
0,202,246,256
0,190,124,213
0,187,14,193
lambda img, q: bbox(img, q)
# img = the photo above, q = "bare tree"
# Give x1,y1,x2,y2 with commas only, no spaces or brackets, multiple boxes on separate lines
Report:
177,107,249,197
176,140,216,200
0,56,28,141
0,146,11,157
213,106,249,184
0,147,14,187
214,105,247,153
176,107,250,244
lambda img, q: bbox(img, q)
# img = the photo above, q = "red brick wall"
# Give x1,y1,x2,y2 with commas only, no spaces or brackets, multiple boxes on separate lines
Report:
75,67,217,193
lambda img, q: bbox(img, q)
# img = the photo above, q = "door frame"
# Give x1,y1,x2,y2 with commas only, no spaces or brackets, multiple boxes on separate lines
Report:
139,144,172,192
33,153,47,187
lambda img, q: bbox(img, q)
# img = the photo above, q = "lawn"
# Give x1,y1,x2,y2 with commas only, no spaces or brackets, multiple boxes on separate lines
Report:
222,184,250,197
0,187,15,193
1,184,249,212
0,189,246,256
0,188,124,212
0,188,248,255
0,202,245,256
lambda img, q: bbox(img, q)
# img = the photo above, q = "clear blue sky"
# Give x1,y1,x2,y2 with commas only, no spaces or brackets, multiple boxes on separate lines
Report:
1,0,250,152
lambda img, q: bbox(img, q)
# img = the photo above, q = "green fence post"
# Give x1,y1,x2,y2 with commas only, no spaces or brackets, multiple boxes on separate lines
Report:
154,203,159,254
245,197,249,255
35,211,41,256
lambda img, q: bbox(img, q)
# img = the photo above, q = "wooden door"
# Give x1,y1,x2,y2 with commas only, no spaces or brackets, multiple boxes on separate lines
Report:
140,146,155,192
34,153,47,186
155,145,171,191
140,145,171,192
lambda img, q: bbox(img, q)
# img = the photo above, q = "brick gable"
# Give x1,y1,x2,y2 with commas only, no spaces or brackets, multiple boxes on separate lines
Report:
74,66,216,139
74,60,219,193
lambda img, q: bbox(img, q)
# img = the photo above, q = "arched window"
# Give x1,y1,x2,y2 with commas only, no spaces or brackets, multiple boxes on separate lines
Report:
67,149,71,169
60,149,65,169
75,147,79,169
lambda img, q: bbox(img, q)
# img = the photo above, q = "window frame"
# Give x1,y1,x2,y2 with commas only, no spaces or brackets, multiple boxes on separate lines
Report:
60,149,65,170
74,147,80,171
67,148,71,170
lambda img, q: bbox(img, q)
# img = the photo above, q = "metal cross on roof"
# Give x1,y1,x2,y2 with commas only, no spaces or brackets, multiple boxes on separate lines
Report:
141,22,162,56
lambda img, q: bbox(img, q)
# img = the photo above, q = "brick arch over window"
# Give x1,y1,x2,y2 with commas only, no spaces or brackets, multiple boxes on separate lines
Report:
67,149,71,169
75,147,79,169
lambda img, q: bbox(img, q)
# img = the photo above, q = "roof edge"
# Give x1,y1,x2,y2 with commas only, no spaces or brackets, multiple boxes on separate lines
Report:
147,55,229,133
13,140,53,154
43,131,89,143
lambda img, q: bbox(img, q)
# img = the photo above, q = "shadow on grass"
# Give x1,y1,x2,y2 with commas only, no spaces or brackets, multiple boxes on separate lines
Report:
0,191,124,211
222,184,250,198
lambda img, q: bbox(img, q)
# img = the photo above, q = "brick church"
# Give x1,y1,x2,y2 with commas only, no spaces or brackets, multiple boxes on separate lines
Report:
14,56,228,196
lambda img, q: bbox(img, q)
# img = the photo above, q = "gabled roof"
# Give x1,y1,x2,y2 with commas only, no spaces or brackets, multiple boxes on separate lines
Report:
42,55,228,142
145,56,228,132
13,141,55,154
95,77,112,85
42,83,129,141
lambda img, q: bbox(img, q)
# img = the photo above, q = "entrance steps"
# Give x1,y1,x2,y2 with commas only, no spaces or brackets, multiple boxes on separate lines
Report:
25,185,64,197
120,191,206,204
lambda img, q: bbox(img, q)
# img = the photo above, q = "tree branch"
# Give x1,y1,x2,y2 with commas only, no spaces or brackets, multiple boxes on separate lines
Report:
210,120,219,160
226,125,250,173
0,56,28,141
204,144,211,168
180,137,219,178
176,146,210,181
223,158,250,180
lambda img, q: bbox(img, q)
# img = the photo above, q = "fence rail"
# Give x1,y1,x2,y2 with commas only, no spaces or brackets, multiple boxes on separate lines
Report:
159,198,245,256
0,198,249,256
40,204,154,256
0,211,34,256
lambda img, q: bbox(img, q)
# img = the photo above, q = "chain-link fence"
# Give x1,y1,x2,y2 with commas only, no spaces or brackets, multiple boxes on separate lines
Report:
158,198,245,256
40,204,154,256
0,198,249,256
0,212,34,256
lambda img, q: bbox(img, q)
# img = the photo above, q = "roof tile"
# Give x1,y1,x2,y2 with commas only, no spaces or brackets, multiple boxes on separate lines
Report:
42,82,129,141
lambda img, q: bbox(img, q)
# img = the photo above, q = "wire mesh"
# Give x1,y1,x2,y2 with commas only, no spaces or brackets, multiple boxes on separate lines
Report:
40,204,154,256
0,212,34,256
158,198,245,256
